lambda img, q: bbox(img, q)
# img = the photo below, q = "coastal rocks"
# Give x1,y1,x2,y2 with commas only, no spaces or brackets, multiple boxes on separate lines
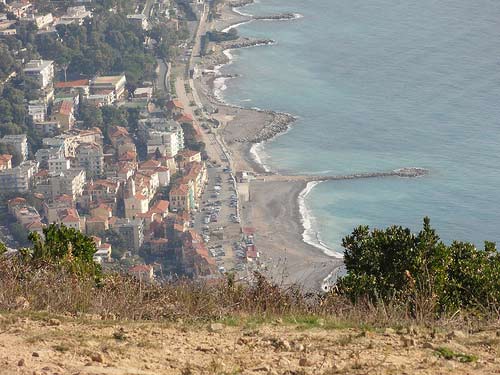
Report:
222,37,275,50
254,13,299,21
250,112,296,143
229,112,295,144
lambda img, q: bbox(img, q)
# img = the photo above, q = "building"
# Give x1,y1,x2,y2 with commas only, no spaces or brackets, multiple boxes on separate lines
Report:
7,2,32,18
75,142,104,178
28,102,47,122
50,100,75,131
0,161,38,194
57,208,82,231
126,14,150,30
92,236,112,263
0,154,12,170
166,99,184,116
90,74,127,100
35,145,64,167
23,60,54,89
147,130,180,158
33,121,61,137
48,156,70,173
0,134,28,162
86,91,115,107
61,6,92,25
182,161,207,199
128,264,154,281
124,178,150,219
22,13,54,29
169,183,192,212
132,87,153,101
112,218,144,251
177,149,201,169
54,79,90,96
35,169,86,200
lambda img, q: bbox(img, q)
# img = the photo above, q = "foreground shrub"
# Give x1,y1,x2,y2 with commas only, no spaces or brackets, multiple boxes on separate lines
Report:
337,217,500,315
23,224,101,279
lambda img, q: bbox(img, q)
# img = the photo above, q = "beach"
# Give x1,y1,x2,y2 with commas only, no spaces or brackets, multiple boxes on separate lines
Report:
241,180,341,290
188,0,343,290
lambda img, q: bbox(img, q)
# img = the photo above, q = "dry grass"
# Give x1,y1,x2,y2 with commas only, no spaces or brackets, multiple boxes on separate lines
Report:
0,257,497,331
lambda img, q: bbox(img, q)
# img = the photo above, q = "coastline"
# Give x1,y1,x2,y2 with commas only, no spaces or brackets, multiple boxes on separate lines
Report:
193,0,343,290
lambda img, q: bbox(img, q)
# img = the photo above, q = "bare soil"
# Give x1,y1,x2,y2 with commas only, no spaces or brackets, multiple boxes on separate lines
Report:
1,313,498,375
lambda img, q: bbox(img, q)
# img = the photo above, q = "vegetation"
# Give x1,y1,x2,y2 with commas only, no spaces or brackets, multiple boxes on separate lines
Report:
206,29,238,43
1,218,499,327
180,122,206,158
23,224,101,279
35,17,156,89
338,217,500,315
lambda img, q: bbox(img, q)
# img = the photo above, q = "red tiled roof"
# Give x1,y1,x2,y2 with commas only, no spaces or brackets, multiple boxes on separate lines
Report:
8,197,26,205
242,227,256,235
54,100,74,116
175,113,194,123
150,200,169,213
179,149,200,158
0,154,12,164
35,170,49,177
109,126,129,138
139,160,161,169
155,166,169,172
170,184,189,196
119,150,137,161
54,79,89,89
134,193,148,200
167,99,184,110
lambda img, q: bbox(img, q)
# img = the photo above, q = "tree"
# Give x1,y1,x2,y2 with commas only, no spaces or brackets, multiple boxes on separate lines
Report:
0,241,6,255
337,217,500,314
79,103,104,130
27,224,101,277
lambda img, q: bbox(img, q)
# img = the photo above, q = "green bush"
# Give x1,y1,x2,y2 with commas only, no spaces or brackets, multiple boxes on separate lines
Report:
337,217,500,315
24,224,101,279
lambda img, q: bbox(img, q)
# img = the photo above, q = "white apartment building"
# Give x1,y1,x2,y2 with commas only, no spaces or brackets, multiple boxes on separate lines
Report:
48,156,70,173
35,145,64,166
74,142,104,178
147,130,180,157
35,169,86,200
23,60,54,89
0,161,38,194
28,102,47,122
0,134,28,162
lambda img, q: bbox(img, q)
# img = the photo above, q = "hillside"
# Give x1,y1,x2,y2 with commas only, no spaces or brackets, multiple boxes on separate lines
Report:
0,313,498,375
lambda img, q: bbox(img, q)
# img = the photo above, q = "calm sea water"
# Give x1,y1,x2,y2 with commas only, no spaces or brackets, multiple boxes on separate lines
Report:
220,0,500,254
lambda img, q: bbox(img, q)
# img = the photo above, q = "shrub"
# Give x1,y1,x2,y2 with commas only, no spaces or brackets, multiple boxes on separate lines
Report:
337,217,500,315
23,224,101,279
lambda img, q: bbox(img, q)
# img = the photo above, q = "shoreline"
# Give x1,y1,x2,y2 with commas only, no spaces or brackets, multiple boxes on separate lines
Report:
194,0,343,290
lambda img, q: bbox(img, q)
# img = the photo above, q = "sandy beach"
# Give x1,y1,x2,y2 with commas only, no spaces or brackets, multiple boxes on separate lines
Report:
241,180,343,290
189,0,343,290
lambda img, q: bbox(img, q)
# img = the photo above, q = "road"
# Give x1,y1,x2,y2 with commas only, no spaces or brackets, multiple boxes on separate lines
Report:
156,59,170,94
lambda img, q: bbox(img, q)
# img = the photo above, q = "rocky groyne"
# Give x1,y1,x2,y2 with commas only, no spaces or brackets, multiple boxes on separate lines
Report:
254,13,299,21
250,112,296,143
222,38,275,50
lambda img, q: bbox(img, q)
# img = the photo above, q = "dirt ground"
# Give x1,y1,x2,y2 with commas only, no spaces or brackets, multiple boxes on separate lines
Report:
1,313,499,375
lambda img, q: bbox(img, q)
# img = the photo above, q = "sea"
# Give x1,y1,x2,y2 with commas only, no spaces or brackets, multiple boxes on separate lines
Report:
217,0,500,256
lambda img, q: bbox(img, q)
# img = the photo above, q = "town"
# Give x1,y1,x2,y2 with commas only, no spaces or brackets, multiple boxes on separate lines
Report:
0,0,261,282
